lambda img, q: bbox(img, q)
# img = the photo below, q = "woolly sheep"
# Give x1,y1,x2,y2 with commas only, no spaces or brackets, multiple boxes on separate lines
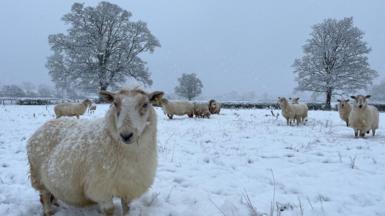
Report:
292,101,308,124
158,98,194,119
193,103,211,118
27,89,163,216
54,99,92,119
208,99,221,114
277,97,296,125
337,99,351,126
278,97,308,125
349,95,379,137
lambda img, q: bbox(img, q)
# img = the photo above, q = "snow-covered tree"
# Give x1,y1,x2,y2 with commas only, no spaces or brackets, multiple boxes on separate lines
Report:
46,52,73,98
1,85,26,98
37,84,55,98
47,2,160,93
21,82,38,97
370,79,385,102
175,73,203,100
293,17,377,109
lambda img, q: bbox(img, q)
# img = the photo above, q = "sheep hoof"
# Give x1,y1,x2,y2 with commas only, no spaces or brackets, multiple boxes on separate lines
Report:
43,209,54,216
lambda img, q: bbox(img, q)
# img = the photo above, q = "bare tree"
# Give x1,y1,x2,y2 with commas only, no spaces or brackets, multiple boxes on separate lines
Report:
175,73,203,100
293,17,377,109
47,2,160,93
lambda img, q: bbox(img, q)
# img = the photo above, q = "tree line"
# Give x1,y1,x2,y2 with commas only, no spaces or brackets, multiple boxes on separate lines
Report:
45,2,383,106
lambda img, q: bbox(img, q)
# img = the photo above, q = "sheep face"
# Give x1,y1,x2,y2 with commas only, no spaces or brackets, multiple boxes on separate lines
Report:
337,99,349,108
351,95,370,109
101,89,163,145
208,100,218,113
277,97,288,108
83,99,92,107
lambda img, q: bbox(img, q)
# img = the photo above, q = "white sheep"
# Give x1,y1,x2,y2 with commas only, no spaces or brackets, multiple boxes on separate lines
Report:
349,95,379,137
54,99,92,119
208,99,221,114
158,98,194,119
277,97,296,125
193,103,211,118
278,97,308,125
292,101,308,124
27,89,163,216
337,99,351,127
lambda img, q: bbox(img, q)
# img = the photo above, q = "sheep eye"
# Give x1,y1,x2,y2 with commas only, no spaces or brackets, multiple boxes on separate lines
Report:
142,102,148,109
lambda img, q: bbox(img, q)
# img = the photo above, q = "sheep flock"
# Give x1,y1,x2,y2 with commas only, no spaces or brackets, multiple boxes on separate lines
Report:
26,89,380,216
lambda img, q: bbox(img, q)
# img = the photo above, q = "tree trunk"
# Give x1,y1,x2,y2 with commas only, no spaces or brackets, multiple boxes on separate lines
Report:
325,88,332,110
98,83,109,102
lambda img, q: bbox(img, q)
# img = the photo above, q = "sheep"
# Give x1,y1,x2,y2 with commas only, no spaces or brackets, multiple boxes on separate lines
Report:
157,98,194,119
88,103,97,114
293,101,308,124
277,97,296,125
27,89,163,216
54,99,92,119
193,103,211,118
337,99,351,126
349,95,379,137
278,97,308,125
208,99,221,114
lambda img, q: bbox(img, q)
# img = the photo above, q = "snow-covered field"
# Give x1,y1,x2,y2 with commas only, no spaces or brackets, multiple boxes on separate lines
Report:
0,105,384,216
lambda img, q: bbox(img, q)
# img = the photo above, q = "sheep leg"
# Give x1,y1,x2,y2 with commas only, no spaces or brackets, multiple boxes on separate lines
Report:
121,198,131,215
188,113,194,118
40,191,54,216
167,114,173,119
354,130,358,137
372,129,376,136
359,130,366,137
99,200,115,216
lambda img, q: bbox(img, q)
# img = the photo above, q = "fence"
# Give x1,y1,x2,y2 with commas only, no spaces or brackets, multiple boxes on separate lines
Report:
220,102,385,111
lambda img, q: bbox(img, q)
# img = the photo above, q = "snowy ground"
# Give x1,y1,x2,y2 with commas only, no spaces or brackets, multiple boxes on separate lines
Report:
0,105,384,216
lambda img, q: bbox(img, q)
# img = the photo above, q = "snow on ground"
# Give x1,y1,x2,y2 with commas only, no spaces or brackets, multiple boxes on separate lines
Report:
0,105,384,216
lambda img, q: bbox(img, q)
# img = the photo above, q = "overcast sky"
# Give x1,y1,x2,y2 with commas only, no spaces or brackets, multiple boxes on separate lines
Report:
0,0,384,97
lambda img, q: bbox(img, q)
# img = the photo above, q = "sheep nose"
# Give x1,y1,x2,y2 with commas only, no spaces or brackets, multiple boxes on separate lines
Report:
120,132,133,144
358,105,362,108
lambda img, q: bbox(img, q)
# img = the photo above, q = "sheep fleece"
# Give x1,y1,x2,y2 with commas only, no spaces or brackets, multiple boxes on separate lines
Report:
27,112,157,206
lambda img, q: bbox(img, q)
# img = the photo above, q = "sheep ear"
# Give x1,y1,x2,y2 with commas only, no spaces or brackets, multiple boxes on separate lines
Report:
99,91,115,103
345,99,349,102
148,91,164,102
365,95,371,99
337,99,341,102
296,97,300,100
288,97,292,100
350,96,356,100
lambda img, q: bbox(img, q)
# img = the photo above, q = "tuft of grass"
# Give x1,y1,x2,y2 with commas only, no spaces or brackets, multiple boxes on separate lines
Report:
349,155,358,169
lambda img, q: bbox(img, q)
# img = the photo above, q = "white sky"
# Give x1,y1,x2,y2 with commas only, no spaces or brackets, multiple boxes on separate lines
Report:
0,0,384,97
